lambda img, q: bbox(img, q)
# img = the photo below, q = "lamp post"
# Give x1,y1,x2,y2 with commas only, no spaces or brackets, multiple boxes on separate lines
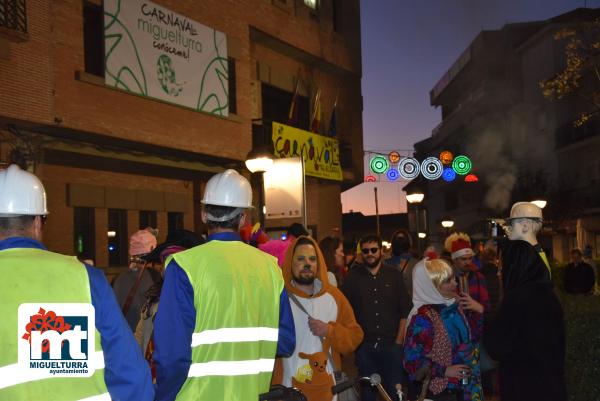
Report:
406,192,425,256
530,199,547,209
245,146,274,227
245,147,274,174
441,219,454,236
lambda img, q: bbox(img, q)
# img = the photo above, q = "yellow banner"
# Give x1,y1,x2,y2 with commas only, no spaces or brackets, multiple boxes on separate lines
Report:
272,122,342,181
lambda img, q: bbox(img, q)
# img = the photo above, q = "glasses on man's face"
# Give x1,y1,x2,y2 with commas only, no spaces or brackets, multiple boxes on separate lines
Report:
361,247,379,254
129,255,147,264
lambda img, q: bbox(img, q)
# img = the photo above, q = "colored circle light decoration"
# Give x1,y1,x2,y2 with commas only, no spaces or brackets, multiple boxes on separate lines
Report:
388,151,401,164
465,174,479,182
370,156,389,174
452,155,472,175
398,157,420,179
442,167,456,182
365,175,377,182
386,168,400,181
421,157,443,180
439,150,454,165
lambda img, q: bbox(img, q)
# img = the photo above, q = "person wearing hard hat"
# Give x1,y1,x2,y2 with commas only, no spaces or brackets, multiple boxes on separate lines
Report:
153,169,295,401
503,201,551,277
0,164,154,400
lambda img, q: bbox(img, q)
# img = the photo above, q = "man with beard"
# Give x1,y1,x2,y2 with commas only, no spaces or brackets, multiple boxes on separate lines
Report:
272,236,363,401
342,235,412,401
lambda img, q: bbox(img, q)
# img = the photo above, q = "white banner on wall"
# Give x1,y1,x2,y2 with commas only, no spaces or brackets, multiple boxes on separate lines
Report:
263,158,304,220
104,0,229,116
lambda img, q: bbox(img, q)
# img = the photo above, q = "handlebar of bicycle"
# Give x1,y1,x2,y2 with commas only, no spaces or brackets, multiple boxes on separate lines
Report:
259,372,403,401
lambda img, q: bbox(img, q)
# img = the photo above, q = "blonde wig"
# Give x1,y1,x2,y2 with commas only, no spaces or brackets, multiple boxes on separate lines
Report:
424,258,454,290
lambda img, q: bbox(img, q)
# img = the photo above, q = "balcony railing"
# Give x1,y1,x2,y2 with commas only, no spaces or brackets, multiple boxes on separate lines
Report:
0,0,27,41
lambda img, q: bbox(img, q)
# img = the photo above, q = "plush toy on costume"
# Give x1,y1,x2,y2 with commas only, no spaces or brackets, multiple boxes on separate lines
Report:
291,348,334,401
239,222,270,247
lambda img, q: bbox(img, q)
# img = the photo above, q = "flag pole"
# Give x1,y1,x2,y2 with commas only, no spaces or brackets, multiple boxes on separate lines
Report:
374,186,381,238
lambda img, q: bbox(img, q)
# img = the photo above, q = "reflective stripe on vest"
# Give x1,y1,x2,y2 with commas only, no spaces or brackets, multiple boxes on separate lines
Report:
0,247,108,400
0,351,105,390
188,358,275,377
174,240,284,400
191,327,278,346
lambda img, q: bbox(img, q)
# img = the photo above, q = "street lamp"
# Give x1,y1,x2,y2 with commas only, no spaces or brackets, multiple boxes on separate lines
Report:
406,191,425,256
418,232,427,239
406,193,425,204
441,219,454,236
245,146,274,173
531,200,547,209
441,220,454,229
245,147,274,227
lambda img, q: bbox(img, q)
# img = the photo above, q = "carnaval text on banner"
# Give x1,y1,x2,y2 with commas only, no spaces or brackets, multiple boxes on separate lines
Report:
272,122,342,181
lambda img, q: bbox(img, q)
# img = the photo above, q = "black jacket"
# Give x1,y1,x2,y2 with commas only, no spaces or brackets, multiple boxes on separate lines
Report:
484,240,566,401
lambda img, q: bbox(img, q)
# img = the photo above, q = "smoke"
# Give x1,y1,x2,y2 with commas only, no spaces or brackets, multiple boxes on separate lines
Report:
465,110,555,213
466,126,517,213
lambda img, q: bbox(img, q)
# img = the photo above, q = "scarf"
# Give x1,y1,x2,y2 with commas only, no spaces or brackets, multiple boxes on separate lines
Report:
406,259,456,332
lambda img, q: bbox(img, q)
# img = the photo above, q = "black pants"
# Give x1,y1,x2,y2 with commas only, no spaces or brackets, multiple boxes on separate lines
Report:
355,341,406,401
427,389,462,401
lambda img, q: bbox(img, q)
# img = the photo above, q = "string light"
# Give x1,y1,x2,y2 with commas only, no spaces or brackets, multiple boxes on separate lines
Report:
442,167,456,182
452,155,472,175
370,156,389,174
421,157,443,180
399,157,420,179
439,150,454,165
386,168,400,181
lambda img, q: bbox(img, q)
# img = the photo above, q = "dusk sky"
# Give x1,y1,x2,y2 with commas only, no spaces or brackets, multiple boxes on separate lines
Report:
341,0,598,216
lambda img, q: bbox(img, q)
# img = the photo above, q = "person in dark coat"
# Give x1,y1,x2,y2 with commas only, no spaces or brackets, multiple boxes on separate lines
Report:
564,248,595,294
484,240,566,401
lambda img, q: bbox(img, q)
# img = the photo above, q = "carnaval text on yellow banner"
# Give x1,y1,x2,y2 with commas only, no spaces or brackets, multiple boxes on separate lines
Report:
272,122,342,181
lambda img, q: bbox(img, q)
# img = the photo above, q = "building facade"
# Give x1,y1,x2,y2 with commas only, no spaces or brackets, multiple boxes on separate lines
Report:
0,0,364,272
404,8,600,262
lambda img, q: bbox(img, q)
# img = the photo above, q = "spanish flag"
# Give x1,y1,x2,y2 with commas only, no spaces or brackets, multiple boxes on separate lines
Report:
287,80,300,125
310,89,321,133
328,99,337,137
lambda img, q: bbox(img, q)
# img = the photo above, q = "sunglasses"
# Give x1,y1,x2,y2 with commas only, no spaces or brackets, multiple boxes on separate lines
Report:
361,247,379,254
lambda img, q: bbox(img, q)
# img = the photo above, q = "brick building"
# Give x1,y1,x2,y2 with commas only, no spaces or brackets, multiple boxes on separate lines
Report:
0,0,364,272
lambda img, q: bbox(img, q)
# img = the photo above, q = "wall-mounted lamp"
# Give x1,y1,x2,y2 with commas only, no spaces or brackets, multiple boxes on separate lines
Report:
245,147,274,173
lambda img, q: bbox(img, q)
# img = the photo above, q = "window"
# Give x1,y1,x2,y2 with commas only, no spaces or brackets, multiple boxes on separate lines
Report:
0,0,27,38
168,212,184,235
332,0,342,32
262,83,310,130
228,58,237,114
83,1,104,76
108,209,128,267
74,207,95,262
139,210,157,230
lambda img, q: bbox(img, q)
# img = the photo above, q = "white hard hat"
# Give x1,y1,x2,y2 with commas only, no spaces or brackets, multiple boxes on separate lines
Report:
201,169,252,208
507,202,543,221
0,164,48,216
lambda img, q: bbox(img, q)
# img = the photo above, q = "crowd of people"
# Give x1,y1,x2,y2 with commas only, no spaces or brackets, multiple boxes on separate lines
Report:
1,164,591,401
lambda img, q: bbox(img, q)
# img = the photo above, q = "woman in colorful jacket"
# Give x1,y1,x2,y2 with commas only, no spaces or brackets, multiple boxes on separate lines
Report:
403,258,483,401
